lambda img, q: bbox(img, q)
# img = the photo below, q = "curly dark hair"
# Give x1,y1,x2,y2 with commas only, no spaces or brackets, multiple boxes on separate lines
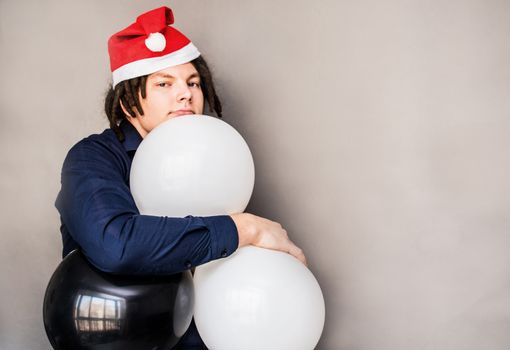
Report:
104,56,222,141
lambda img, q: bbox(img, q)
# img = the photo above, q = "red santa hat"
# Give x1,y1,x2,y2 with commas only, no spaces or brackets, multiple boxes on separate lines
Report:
108,6,200,88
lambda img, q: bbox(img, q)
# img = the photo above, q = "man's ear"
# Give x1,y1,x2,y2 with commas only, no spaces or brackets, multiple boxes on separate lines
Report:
120,100,135,119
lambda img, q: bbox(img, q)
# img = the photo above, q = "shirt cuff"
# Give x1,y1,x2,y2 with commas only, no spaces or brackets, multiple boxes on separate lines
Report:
201,215,239,260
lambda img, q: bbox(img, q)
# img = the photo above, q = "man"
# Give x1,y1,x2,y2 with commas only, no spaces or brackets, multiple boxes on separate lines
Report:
56,6,306,349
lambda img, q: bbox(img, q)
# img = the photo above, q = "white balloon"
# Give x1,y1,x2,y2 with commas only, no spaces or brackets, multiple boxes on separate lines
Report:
130,115,255,217
193,246,325,350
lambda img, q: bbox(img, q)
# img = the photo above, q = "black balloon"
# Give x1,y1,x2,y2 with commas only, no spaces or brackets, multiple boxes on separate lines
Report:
43,250,194,350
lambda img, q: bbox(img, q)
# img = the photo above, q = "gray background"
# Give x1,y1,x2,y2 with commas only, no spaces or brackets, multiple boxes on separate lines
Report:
1,0,510,349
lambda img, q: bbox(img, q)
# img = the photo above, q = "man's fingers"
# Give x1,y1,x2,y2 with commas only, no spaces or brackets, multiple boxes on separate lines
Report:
288,245,307,266
243,215,307,266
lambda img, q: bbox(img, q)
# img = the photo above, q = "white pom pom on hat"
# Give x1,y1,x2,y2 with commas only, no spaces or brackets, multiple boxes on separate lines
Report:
145,32,166,52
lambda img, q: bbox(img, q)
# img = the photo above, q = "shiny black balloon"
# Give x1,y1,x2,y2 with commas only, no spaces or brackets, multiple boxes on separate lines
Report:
43,250,194,350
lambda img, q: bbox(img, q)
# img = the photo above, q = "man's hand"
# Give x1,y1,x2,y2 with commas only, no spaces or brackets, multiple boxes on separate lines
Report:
229,213,307,265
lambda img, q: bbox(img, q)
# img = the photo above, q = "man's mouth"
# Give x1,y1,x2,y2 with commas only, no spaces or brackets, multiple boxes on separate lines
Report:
171,109,194,117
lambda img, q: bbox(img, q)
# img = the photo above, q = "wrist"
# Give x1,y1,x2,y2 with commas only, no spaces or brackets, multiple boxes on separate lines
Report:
230,213,257,248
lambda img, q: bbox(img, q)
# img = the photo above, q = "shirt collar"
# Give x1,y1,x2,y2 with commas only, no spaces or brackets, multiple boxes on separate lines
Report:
120,120,143,152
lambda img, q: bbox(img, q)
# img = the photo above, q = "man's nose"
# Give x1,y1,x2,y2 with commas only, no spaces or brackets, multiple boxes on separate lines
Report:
177,83,192,101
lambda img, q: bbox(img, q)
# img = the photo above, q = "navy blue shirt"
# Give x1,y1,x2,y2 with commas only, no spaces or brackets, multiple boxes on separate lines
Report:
55,120,239,348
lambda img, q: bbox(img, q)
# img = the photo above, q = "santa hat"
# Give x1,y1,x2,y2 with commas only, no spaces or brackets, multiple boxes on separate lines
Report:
108,6,200,88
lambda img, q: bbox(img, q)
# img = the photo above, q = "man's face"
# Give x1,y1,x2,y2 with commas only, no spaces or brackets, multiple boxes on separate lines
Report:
125,62,204,138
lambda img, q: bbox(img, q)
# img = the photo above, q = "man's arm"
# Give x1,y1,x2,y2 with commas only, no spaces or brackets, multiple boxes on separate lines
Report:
56,139,238,275
56,137,306,275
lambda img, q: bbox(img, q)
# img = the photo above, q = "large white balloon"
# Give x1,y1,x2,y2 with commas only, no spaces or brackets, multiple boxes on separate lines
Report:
193,246,325,350
130,115,255,217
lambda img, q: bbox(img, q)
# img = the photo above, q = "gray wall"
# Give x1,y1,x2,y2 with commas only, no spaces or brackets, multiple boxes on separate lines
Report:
1,0,510,349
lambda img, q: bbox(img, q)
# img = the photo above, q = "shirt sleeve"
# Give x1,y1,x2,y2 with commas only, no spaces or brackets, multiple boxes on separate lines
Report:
55,138,239,275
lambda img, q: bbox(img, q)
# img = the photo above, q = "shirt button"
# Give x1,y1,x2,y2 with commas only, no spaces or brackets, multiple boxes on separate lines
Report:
185,261,192,269
221,249,228,258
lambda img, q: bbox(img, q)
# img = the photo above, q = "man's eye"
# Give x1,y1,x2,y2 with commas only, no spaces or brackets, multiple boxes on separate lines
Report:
189,82,200,88
157,82,170,87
